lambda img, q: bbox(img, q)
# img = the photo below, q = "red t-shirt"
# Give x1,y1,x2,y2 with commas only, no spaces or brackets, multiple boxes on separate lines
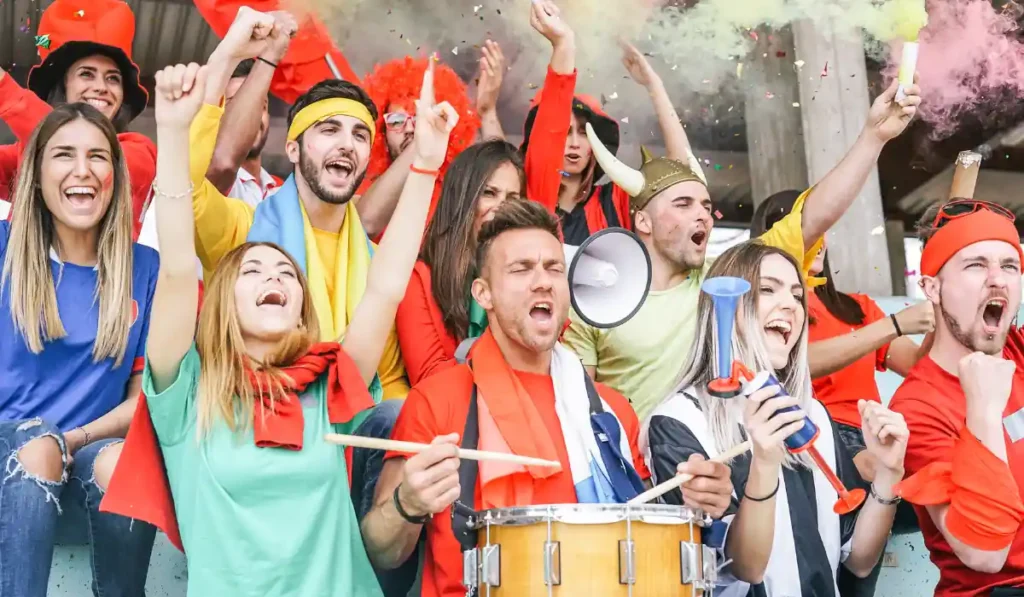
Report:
808,293,889,427
387,363,649,597
890,329,1024,596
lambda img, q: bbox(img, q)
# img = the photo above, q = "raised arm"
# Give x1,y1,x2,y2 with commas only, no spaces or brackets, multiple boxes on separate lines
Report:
799,77,920,248
809,300,932,378
524,0,576,213
842,401,908,576
476,40,506,141
206,12,297,195
0,67,56,142
621,43,691,161
146,64,210,393
344,59,460,385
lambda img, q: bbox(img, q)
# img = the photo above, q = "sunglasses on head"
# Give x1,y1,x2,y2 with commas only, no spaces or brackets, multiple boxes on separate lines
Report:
384,112,415,130
931,199,1015,228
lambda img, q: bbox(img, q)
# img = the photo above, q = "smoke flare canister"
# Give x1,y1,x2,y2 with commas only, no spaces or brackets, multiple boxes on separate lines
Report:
895,41,918,102
948,151,982,200
742,371,819,452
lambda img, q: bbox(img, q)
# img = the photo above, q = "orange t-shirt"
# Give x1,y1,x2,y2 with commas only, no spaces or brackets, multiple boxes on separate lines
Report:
808,292,889,428
387,363,649,597
890,329,1024,596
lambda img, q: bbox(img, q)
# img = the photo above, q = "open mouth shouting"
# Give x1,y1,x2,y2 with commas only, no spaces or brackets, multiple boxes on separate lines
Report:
981,296,1008,335
565,152,583,168
324,157,356,186
764,317,793,346
256,289,288,309
690,229,708,249
62,185,98,214
529,300,555,330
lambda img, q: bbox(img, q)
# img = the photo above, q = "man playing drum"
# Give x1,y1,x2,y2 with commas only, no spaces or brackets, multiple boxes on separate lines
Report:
361,200,733,597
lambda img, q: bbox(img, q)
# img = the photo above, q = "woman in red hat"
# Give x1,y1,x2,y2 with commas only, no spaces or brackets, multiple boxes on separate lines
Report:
0,0,154,239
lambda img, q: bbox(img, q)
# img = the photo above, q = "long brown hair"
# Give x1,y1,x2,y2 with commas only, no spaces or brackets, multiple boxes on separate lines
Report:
421,140,524,340
195,241,321,436
1,103,134,365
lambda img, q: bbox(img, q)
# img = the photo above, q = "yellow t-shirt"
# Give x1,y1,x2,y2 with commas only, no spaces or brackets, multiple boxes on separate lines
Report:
562,198,821,420
312,228,340,307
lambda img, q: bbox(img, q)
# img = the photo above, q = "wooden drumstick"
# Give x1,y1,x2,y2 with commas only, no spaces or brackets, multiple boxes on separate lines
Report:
628,440,753,505
948,150,982,200
324,433,562,468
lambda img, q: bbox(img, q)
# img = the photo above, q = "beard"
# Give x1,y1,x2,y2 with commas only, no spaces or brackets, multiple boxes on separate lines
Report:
388,135,414,161
246,128,270,160
492,305,561,355
298,147,366,205
939,301,1009,356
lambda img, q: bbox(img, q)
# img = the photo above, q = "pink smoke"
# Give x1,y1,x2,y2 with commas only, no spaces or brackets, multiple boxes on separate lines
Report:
897,0,1024,139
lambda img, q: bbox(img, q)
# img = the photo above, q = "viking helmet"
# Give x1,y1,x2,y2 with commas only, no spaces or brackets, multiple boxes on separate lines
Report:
585,123,708,212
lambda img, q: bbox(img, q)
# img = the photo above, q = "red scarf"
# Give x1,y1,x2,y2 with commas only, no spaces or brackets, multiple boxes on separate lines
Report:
99,342,374,552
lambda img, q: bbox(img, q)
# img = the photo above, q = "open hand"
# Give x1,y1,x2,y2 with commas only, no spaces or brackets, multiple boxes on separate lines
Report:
475,40,506,115
529,0,573,46
154,63,209,128
676,453,733,519
867,75,921,143
412,57,460,172
621,42,659,89
859,400,908,475
397,433,461,518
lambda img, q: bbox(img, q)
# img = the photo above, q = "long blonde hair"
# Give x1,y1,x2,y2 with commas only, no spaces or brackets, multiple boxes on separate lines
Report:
1,104,134,365
195,242,321,437
664,242,813,468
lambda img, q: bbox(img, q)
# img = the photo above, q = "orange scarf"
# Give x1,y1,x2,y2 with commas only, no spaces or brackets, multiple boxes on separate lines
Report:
897,428,1024,550
471,331,562,508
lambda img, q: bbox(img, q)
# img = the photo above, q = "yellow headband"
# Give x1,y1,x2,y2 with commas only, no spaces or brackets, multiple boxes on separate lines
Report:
286,98,377,143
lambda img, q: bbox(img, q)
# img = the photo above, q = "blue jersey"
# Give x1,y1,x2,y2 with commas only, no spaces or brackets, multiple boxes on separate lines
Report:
0,221,159,431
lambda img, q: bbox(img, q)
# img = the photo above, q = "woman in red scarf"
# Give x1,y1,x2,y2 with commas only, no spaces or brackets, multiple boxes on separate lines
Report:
120,46,459,595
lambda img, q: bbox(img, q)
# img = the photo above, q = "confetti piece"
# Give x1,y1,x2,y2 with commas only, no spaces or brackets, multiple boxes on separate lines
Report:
870,225,884,235
75,9,84,17
821,61,829,77
736,63,744,78
34,34,50,49
620,117,629,123
792,102,800,107
794,59,805,68
714,210,724,219
609,92,618,100
714,164,722,171
776,51,787,58
474,4,482,12
765,91,775,99
452,47,458,55
905,269,918,276
749,30,758,41
671,64,678,71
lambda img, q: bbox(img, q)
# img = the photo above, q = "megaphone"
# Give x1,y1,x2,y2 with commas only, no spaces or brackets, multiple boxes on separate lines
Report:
566,227,652,329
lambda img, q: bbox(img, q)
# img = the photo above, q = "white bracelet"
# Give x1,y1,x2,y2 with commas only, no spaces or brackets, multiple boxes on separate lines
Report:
151,182,194,200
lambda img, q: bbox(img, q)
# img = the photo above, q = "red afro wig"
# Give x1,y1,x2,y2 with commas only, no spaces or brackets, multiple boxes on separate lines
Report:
360,56,480,188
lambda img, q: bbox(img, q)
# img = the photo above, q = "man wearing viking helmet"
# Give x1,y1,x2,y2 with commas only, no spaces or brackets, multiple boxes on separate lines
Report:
0,0,154,238
563,78,924,420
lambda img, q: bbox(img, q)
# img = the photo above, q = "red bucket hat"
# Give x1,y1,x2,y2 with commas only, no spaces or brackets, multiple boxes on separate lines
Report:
27,0,148,122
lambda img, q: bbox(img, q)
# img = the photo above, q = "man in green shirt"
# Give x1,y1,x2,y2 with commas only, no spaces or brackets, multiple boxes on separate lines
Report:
563,79,922,420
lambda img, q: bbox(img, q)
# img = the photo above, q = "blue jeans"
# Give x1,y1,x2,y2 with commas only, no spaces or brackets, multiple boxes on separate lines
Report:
0,418,156,597
349,399,421,597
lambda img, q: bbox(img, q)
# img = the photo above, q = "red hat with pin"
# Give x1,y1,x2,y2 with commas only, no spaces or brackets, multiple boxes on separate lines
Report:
27,0,148,123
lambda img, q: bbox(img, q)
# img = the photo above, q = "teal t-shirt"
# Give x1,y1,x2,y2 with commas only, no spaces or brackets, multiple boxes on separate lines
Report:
144,347,384,597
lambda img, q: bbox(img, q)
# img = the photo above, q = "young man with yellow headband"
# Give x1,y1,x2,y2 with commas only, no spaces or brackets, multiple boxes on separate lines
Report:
186,8,409,402
892,200,1024,596
562,77,922,421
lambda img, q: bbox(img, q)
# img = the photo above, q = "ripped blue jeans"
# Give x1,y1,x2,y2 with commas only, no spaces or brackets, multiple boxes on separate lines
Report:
0,418,156,597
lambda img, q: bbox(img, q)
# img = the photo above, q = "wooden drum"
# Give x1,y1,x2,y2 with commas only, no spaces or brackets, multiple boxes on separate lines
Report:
462,503,716,597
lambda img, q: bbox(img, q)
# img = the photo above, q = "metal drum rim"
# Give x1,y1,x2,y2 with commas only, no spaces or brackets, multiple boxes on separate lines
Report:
470,503,707,529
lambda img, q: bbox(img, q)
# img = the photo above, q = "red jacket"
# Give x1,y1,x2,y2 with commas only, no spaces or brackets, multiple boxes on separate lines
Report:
521,67,631,246
0,74,155,238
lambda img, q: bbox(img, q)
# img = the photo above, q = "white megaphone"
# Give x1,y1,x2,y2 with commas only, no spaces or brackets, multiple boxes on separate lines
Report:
565,227,652,329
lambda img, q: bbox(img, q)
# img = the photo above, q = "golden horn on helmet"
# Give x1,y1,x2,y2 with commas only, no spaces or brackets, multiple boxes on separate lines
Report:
585,122,644,197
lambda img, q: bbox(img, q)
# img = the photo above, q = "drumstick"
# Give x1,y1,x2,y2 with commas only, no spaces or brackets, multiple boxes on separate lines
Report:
628,440,753,505
324,433,562,468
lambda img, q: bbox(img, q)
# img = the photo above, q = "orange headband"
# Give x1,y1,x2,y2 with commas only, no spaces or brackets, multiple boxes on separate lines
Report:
920,209,1023,277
